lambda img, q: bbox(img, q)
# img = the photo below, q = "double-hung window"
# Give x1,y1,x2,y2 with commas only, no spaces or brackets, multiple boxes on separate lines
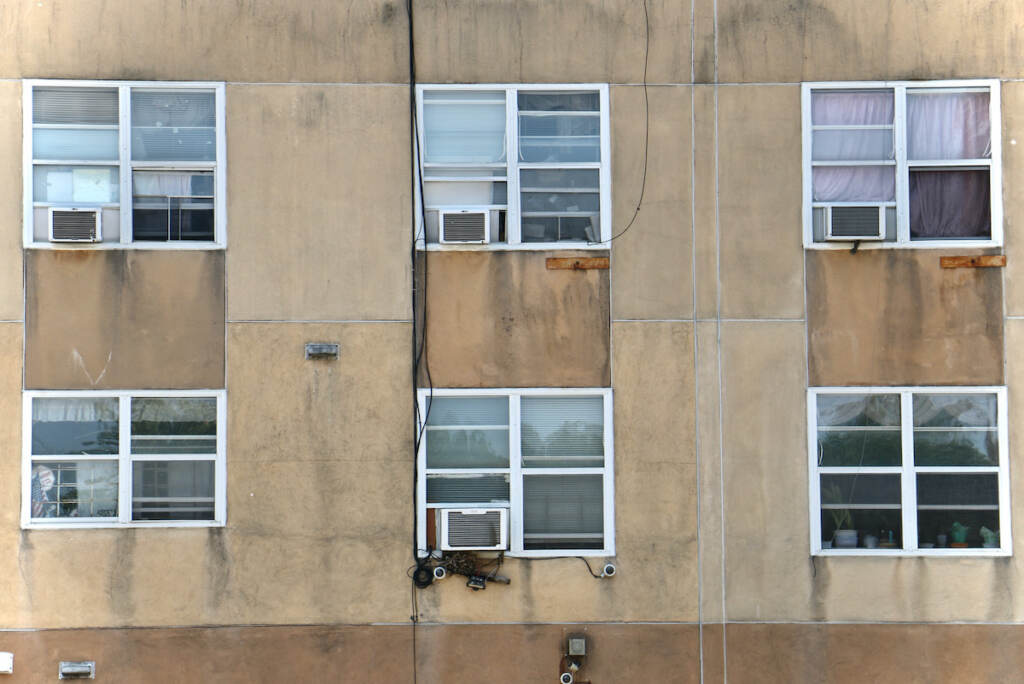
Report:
24,80,226,247
415,84,611,248
23,390,226,527
417,389,614,557
809,387,1010,555
802,80,1001,247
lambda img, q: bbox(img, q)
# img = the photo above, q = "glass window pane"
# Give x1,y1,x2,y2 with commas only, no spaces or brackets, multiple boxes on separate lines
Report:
521,216,596,243
909,169,990,240
423,90,506,165
913,394,997,427
34,87,119,125
914,431,998,466
131,397,217,455
31,461,118,518
812,129,893,162
132,460,215,521
32,397,119,455
811,90,894,126
426,429,509,469
132,171,215,242
131,90,216,162
818,394,900,426
33,128,118,161
521,396,604,467
820,474,901,549
518,92,600,164
816,394,901,467
33,166,119,204
426,474,509,505
523,474,603,550
907,90,990,160
812,166,895,202
917,474,998,507
820,474,901,506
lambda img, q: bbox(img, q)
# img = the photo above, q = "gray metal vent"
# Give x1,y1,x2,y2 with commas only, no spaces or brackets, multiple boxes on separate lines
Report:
441,211,487,243
441,508,507,550
50,209,100,242
828,206,882,239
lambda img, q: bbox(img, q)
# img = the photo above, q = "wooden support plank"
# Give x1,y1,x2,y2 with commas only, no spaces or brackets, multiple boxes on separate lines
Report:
939,255,1006,269
545,257,610,271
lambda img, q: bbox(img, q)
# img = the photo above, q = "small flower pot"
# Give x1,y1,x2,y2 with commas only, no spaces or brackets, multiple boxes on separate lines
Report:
834,529,858,548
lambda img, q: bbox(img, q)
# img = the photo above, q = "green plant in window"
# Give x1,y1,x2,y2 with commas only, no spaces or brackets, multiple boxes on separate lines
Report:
822,481,854,532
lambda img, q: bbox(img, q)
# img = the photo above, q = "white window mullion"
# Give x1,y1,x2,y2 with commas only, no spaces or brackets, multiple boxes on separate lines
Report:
598,85,612,243
894,86,909,245
989,82,1003,245
508,394,523,554
997,386,1012,553
118,86,132,244
118,395,132,523
807,390,821,552
506,88,521,245
602,388,615,555
900,391,917,550
215,392,227,524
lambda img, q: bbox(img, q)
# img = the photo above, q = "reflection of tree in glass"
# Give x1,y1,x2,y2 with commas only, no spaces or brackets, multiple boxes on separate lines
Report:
914,432,996,466
818,430,901,467
523,421,602,462
429,429,505,467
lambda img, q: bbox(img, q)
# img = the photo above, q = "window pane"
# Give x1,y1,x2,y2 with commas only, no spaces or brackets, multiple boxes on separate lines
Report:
907,90,990,160
917,474,998,507
917,474,999,548
523,474,603,550
820,474,901,506
812,166,895,202
426,474,509,505
34,87,119,125
820,474,901,549
909,169,990,239
31,461,118,519
131,90,216,161
521,216,597,243
521,396,604,467
33,166,119,204
423,90,506,164
32,397,119,455
131,397,217,455
816,394,901,467
913,394,997,427
518,92,600,163
812,129,893,162
820,509,902,549
132,460,215,521
34,128,119,161
811,90,894,126
426,429,509,469
132,171,215,241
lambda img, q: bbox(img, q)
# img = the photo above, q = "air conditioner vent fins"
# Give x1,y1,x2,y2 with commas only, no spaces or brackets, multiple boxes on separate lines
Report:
49,208,101,242
440,210,489,243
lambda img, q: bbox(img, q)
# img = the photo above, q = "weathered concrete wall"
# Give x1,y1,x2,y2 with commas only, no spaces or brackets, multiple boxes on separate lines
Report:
226,85,411,322
419,251,610,388
807,250,1004,387
25,250,225,390
0,81,22,321
0,0,408,83
716,0,1024,83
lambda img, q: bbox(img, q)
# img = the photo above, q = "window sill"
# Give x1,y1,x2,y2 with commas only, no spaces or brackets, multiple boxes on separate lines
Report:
814,548,1011,557
420,241,610,252
25,241,226,251
23,520,225,530
804,240,1002,251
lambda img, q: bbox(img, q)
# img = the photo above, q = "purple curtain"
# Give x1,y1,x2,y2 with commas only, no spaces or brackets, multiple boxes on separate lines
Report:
909,170,990,239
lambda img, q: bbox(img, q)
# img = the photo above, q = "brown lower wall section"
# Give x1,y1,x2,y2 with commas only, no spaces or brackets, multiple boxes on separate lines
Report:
5,622,1024,682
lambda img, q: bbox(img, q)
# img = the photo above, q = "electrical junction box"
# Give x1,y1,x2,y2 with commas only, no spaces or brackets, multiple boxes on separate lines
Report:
568,636,587,657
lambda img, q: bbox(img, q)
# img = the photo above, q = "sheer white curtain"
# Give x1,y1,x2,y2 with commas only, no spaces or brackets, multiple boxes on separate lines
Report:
812,90,894,202
907,91,990,160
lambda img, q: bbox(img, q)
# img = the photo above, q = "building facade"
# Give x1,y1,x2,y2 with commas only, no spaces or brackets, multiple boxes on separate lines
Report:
1,1,1024,681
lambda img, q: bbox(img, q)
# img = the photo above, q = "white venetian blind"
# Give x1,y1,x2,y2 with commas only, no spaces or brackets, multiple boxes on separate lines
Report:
521,396,604,467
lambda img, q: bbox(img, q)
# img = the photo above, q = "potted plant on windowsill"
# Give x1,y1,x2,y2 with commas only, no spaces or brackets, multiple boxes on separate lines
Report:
823,482,857,548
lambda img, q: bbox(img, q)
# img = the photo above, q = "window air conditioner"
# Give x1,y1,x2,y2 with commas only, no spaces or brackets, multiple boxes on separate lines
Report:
825,205,885,241
439,508,508,551
48,207,101,243
440,209,489,244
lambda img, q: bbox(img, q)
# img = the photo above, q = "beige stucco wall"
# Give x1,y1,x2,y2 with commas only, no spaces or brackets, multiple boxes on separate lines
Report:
226,84,411,322
0,81,22,321
419,251,610,389
0,0,407,83
1,322,412,628
807,249,1004,387
1001,81,1024,315
717,85,805,319
716,0,1024,84
25,250,225,390
611,85,694,321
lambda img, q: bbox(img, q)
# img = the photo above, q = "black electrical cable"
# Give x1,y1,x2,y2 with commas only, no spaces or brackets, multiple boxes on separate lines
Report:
592,0,650,246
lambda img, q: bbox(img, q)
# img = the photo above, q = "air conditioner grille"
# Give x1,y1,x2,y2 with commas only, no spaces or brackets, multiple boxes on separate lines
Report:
51,210,99,241
447,510,503,548
830,206,880,238
442,212,487,242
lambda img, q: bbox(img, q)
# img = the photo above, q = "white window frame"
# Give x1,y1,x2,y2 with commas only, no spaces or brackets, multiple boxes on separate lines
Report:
802,79,1002,249
808,386,1010,556
23,79,227,249
416,388,615,558
415,83,612,251
22,389,227,529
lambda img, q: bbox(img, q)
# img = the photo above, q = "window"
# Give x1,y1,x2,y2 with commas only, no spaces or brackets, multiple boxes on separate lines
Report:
23,80,226,247
415,85,611,249
802,80,1001,247
23,390,226,527
809,387,1010,555
417,389,614,557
